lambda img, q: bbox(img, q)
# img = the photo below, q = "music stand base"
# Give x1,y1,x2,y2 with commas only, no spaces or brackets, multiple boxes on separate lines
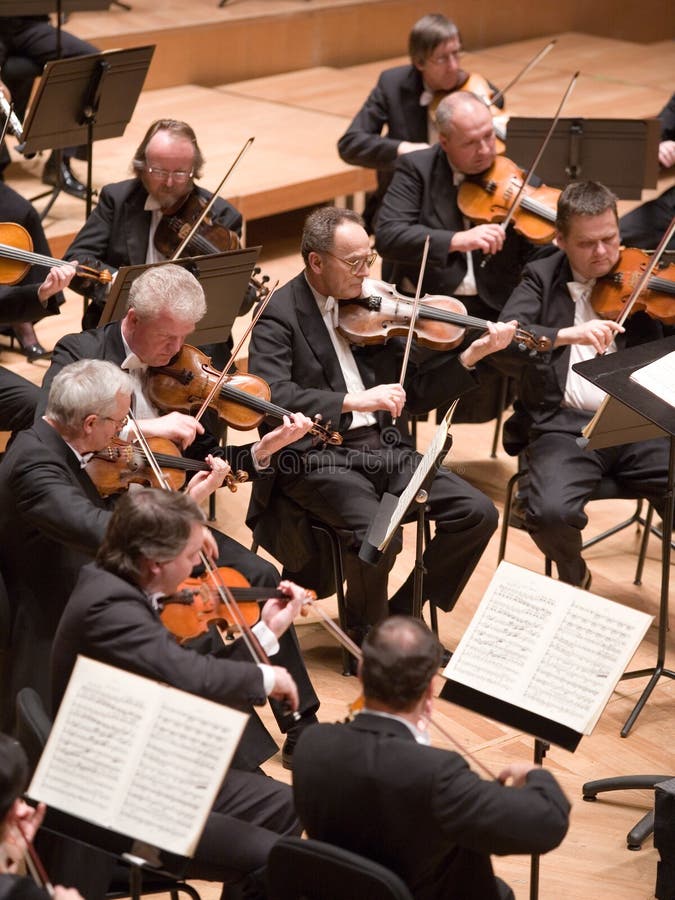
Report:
620,665,675,737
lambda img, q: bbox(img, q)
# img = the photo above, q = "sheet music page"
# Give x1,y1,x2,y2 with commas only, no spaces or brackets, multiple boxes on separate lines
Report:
29,656,248,856
629,350,675,409
379,400,458,549
443,561,652,735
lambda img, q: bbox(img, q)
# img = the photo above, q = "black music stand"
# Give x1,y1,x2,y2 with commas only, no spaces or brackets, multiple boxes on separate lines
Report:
98,247,261,346
20,44,154,218
360,402,458,622
506,116,661,199
574,336,675,737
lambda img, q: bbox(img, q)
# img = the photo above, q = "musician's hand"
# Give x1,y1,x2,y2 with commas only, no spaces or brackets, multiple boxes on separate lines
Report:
253,413,315,464
53,888,85,900
555,319,624,354
0,80,11,101
343,383,406,417
460,320,517,367
136,412,204,450
497,762,540,788
185,454,231,504
450,224,506,255
268,666,299,711
37,264,77,303
1,800,46,873
397,140,431,156
199,526,218,566
658,139,675,168
261,580,309,637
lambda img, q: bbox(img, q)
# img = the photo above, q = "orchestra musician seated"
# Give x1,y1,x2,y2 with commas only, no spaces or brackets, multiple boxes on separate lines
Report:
293,615,570,900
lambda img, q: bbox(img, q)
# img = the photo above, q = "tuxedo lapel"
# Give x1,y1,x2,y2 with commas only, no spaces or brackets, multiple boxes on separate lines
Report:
294,277,350,393
123,184,153,265
34,418,104,507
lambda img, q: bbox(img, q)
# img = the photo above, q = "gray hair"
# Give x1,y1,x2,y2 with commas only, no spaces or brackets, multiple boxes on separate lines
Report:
131,119,204,179
300,206,364,264
435,91,489,135
409,14,459,66
126,263,207,323
45,359,133,432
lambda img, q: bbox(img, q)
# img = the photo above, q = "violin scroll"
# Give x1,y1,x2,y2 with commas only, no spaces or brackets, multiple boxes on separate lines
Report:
514,327,551,354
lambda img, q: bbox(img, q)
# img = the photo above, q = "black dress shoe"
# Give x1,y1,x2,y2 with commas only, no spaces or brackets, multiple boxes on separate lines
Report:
281,714,319,770
42,152,87,199
9,324,50,363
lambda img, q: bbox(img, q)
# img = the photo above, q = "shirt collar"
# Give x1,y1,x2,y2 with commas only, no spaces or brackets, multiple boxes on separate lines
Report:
359,708,431,745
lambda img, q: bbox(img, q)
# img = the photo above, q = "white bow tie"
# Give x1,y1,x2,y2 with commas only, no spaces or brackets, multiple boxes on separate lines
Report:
567,280,594,304
324,296,340,327
122,352,148,372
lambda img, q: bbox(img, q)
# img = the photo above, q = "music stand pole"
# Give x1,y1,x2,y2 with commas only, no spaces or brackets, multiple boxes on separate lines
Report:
528,738,550,900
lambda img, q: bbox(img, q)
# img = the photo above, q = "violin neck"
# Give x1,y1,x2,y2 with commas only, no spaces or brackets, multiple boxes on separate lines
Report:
517,193,556,223
218,381,293,424
167,216,217,256
648,274,675,295
0,242,64,270
367,295,489,332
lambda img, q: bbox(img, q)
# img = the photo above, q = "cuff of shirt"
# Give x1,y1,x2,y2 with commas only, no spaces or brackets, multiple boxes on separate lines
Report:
252,619,280,656
251,442,271,472
258,663,277,696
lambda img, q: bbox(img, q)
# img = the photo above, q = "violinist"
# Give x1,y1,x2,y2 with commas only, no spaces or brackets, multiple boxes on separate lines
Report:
39,264,315,593
51,488,309,900
0,734,84,900
293,616,570,900
248,206,517,642
337,13,503,234
63,118,248,330
497,180,672,588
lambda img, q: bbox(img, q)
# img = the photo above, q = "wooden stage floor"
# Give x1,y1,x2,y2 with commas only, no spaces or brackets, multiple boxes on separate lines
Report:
1,16,674,900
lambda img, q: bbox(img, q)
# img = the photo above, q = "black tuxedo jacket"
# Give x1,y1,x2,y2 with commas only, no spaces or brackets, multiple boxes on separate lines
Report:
64,178,242,294
375,144,542,312
52,562,278,771
293,714,570,900
246,272,477,574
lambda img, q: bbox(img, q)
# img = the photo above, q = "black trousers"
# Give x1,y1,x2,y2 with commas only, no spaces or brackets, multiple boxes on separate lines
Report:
525,430,670,584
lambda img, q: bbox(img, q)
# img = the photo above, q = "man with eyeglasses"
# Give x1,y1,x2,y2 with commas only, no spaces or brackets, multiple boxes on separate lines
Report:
338,13,502,233
247,206,517,643
63,118,246,329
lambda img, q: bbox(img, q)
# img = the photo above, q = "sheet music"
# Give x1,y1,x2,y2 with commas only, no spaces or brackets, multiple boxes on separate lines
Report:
378,400,458,550
629,350,675,409
443,561,652,735
29,656,248,856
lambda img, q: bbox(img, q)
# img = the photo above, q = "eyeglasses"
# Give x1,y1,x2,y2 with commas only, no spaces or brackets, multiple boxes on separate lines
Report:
324,250,377,274
100,414,129,431
427,49,462,66
145,165,194,183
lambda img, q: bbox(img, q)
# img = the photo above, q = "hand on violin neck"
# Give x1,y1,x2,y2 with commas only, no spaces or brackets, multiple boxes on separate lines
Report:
261,580,308,637
460,320,517,368
38,263,76,303
658,139,675,168
185,455,231,504
554,319,624,354
397,140,431,156
137,411,205,450
497,761,541,788
343,383,406,418
267,666,299,711
4,799,46,865
450,224,505,255
253,413,315,464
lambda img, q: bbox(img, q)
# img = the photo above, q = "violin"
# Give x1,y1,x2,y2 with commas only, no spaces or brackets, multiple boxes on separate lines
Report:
457,156,560,244
154,189,271,301
591,247,675,325
0,222,112,286
337,279,551,353
86,435,248,496
147,344,343,444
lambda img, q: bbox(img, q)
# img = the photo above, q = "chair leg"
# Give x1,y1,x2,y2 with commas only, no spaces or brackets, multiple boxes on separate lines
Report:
627,810,655,851
490,375,510,459
498,470,523,563
634,502,654,586
311,523,351,677
581,498,644,551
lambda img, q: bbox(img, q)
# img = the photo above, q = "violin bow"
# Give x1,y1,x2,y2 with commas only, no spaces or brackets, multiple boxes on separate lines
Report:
171,136,255,260
192,277,280,424
394,234,431,423
481,70,579,267
613,216,675,330
16,819,54,897
487,39,557,109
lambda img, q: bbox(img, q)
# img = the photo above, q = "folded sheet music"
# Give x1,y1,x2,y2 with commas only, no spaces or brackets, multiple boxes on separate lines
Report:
443,562,652,736
629,350,675,409
29,656,248,857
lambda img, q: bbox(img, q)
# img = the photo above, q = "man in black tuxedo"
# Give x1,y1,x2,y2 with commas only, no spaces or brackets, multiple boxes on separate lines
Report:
0,15,96,196
293,616,570,900
247,206,517,636
498,180,671,587
63,118,247,330
338,13,502,232
52,488,309,899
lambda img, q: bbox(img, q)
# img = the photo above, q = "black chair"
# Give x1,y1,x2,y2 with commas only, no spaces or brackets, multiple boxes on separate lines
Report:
498,471,656,582
14,687,202,900
266,836,414,900
582,774,674,850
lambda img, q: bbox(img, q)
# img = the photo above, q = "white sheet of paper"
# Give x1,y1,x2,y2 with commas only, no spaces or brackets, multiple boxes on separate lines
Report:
629,350,675,409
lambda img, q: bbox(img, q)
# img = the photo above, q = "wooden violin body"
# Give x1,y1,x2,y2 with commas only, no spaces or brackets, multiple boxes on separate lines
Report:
153,189,241,259
0,221,112,285
87,436,211,496
592,247,675,325
458,156,560,244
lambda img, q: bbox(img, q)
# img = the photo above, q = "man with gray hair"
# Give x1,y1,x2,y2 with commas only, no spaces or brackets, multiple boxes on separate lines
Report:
338,14,502,231
0,359,134,725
